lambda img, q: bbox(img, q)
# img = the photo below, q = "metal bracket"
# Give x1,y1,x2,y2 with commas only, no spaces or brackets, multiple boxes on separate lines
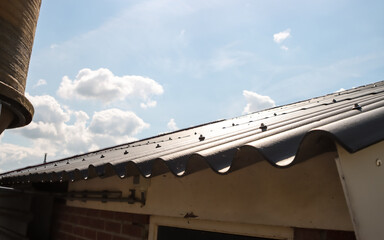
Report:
127,189,146,205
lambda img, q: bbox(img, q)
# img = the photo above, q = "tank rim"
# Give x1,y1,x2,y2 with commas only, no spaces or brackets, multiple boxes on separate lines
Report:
0,81,34,128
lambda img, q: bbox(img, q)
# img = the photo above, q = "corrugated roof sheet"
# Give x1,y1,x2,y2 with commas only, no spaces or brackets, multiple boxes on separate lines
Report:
1,81,384,185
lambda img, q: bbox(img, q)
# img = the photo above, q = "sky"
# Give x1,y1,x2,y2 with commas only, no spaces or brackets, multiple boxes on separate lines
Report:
1,0,384,172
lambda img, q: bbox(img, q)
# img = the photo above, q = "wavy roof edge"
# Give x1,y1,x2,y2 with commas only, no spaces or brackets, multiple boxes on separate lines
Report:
1,80,384,185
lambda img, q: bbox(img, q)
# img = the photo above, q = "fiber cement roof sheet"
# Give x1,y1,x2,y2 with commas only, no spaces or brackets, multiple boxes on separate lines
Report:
1,81,384,184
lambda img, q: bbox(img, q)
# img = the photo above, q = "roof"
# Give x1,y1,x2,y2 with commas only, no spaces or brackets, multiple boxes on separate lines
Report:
1,81,384,185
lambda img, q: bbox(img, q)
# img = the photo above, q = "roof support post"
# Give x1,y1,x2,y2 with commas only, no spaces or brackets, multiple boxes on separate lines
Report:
335,141,384,240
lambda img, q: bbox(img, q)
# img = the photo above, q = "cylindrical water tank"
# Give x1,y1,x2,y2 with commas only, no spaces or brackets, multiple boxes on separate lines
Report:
0,0,41,133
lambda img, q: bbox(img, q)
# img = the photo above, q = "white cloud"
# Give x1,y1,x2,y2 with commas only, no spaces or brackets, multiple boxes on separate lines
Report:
20,122,59,139
89,108,149,136
57,68,164,105
281,45,289,51
273,29,291,44
336,88,345,92
243,90,276,114
34,79,47,88
140,100,157,109
1,94,149,170
167,118,178,131
0,143,43,165
26,93,70,123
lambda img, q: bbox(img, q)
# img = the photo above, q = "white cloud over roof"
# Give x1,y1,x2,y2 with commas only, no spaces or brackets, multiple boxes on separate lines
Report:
167,118,178,131
89,108,149,136
1,93,148,166
0,142,42,167
243,90,276,114
58,68,164,105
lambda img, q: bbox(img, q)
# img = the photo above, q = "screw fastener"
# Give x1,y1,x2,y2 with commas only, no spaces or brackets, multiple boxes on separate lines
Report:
199,134,205,141
376,159,382,167
259,123,267,131
353,103,362,110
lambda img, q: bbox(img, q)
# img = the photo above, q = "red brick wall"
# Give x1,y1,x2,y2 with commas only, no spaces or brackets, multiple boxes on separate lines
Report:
51,204,357,240
51,204,149,240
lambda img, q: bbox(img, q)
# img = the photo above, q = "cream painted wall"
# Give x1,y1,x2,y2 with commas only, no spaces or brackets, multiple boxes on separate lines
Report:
336,141,384,240
68,152,353,231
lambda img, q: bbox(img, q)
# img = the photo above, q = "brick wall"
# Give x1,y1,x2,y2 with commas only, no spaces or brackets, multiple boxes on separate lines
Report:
51,204,357,240
51,204,149,240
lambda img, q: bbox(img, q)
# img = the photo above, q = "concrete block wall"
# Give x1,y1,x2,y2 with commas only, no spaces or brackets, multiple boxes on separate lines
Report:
51,204,149,240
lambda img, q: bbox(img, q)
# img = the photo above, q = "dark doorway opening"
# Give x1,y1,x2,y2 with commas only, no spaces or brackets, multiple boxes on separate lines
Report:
157,226,273,240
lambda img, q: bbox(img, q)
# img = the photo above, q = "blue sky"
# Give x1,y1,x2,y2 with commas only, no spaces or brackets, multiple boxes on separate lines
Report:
1,0,383,172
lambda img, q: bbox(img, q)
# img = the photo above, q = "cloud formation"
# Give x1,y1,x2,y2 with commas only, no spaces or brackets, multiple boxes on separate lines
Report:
167,118,178,131
89,108,149,136
0,142,42,169
140,99,157,109
273,29,291,44
243,90,276,114
58,68,163,106
34,79,47,88
1,67,163,171
1,93,149,168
